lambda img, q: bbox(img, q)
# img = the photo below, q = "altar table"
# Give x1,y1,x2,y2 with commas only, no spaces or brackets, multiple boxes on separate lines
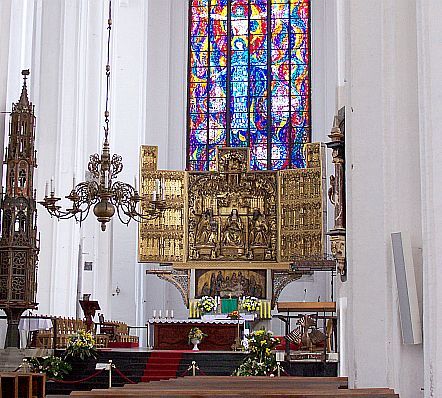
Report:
147,319,244,351
18,318,53,331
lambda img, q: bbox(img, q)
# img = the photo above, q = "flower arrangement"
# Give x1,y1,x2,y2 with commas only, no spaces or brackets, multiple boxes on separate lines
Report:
29,356,72,380
64,329,98,361
197,296,217,313
228,310,240,320
234,329,280,376
188,327,208,344
240,296,260,312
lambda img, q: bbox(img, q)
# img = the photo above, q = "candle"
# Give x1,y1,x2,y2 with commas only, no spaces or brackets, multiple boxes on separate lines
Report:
134,176,138,192
155,179,160,193
152,190,157,201
165,309,169,318
45,182,48,197
72,173,76,189
159,309,162,318
153,309,156,318
50,177,54,195
170,310,174,319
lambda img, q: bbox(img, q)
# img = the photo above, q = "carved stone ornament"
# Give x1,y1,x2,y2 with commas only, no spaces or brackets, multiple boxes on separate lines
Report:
330,235,346,277
146,269,190,307
326,107,346,279
272,270,304,307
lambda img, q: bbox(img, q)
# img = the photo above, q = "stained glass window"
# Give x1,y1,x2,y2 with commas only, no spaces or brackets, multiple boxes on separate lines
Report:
187,0,310,171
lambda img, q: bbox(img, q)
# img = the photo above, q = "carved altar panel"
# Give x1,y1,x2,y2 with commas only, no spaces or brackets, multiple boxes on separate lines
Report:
139,144,325,270
138,146,186,263
187,169,277,264
278,143,326,262
195,269,266,299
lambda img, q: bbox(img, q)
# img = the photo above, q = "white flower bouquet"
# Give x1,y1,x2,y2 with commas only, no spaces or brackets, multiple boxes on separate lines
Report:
240,296,260,312
197,296,217,313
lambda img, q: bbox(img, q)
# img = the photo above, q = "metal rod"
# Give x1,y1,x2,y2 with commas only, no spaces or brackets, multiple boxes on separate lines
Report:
108,359,113,388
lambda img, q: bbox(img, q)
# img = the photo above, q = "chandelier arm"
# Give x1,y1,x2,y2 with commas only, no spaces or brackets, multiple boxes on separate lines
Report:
114,204,132,227
110,154,123,179
88,153,101,179
74,204,93,225
110,181,164,222
109,181,137,221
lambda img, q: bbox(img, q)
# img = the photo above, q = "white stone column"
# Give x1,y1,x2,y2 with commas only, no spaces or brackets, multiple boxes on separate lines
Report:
0,0,12,185
416,2,442,396
342,1,423,397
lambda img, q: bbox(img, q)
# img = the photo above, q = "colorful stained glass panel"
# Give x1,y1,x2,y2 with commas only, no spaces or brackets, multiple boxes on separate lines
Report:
188,0,310,171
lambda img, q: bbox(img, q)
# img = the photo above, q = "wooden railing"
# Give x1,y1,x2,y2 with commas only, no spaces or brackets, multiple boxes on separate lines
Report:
34,317,139,349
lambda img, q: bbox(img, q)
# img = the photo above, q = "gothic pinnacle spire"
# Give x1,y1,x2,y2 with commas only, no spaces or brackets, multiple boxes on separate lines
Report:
19,69,30,107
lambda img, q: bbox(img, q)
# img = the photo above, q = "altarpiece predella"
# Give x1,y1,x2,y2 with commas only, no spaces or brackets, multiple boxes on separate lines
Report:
138,143,325,307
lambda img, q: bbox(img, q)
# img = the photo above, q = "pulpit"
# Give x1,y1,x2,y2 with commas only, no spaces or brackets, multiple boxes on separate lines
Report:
79,300,100,332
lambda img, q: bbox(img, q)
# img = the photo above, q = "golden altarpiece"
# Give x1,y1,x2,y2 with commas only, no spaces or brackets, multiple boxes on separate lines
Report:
138,143,326,309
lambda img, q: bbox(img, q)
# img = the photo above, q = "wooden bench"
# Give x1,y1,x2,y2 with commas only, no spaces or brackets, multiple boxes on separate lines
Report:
71,389,398,397
70,376,398,397
117,376,348,390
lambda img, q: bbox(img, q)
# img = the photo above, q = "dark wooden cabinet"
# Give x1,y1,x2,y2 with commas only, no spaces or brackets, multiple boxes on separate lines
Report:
0,372,45,398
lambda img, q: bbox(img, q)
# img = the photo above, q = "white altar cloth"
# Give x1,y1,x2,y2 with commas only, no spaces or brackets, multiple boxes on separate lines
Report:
18,318,53,331
201,313,256,322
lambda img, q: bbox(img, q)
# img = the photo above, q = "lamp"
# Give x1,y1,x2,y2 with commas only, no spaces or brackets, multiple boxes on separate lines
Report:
39,1,166,231
112,285,121,296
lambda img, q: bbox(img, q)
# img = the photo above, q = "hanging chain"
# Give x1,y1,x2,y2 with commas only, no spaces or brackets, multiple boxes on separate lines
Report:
104,0,112,140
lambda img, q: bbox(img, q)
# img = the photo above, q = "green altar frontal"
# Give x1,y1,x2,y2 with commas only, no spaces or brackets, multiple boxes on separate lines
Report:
221,298,238,314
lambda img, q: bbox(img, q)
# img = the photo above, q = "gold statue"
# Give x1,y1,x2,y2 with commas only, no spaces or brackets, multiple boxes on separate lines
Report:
195,209,217,247
249,209,268,247
222,209,244,247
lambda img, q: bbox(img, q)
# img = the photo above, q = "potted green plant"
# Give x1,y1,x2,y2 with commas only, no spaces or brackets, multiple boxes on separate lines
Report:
234,329,280,376
29,356,72,380
188,327,207,351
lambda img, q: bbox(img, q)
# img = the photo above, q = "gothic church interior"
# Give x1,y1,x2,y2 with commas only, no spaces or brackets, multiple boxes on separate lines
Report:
0,1,440,397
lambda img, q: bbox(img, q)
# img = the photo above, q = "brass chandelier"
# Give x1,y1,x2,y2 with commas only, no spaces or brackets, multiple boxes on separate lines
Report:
39,1,165,231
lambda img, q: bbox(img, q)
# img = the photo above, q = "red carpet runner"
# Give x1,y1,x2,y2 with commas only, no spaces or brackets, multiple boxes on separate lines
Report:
141,351,183,382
